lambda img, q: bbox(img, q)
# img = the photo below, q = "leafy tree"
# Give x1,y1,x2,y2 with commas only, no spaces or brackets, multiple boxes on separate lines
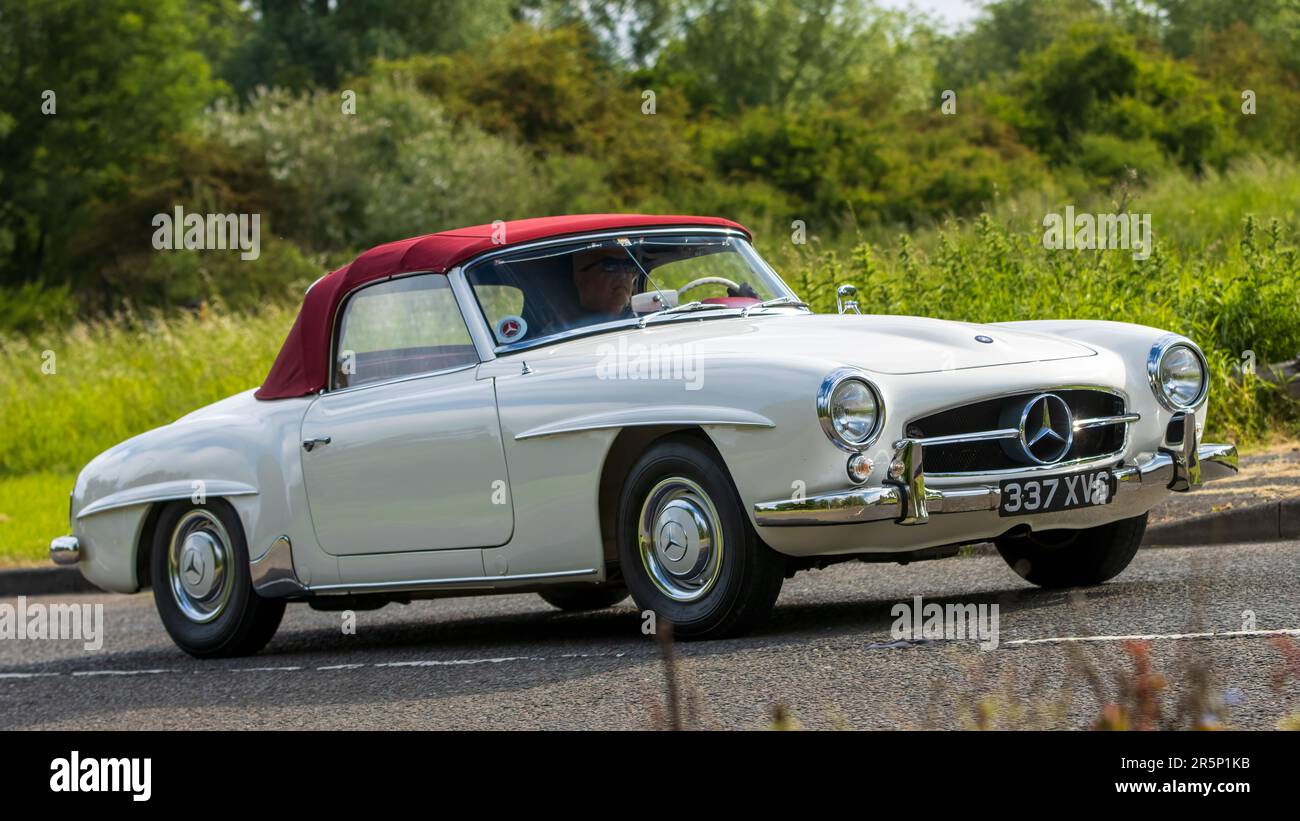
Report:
651,0,916,115
0,0,223,284
223,0,515,97
989,23,1232,178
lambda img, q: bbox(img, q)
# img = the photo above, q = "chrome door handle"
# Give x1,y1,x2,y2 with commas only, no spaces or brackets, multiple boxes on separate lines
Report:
302,436,332,452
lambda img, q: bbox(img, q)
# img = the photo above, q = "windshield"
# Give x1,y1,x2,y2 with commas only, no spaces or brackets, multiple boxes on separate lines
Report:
466,233,798,349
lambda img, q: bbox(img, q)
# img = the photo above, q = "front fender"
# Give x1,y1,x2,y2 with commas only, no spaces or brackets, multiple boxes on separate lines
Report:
70,390,321,593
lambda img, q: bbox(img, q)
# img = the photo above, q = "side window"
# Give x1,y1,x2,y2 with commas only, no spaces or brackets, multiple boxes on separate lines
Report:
334,274,478,389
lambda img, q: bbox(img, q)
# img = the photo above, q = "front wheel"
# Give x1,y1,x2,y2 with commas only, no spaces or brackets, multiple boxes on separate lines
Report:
994,512,1148,588
617,435,785,639
150,499,286,658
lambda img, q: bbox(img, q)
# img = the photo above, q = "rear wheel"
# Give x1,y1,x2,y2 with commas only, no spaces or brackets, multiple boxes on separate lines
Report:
994,512,1148,588
617,435,785,639
150,499,285,658
538,586,629,612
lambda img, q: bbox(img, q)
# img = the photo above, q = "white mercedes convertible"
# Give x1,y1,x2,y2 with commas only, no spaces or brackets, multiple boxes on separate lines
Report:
51,214,1237,656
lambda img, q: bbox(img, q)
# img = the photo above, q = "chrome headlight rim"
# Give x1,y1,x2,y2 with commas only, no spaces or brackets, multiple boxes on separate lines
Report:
817,367,885,452
1147,335,1209,412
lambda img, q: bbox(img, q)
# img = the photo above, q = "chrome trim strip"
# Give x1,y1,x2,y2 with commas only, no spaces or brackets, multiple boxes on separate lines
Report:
448,266,498,363
1147,334,1210,412
320,362,479,398
753,441,1238,527
50,536,80,565
516,410,775,441
816,367,886,452
753,485,903,526
1074,413,1141,430
925,451,1126,479
250,535,306,598
307,567,599,594
464,226,751,273
77,482,258,519
915,428,1019,447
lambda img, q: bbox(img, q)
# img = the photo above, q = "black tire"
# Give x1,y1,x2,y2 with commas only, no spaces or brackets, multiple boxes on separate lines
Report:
616,435,785,640
994,512,1148,588
150,499,286,658
538,586,630,612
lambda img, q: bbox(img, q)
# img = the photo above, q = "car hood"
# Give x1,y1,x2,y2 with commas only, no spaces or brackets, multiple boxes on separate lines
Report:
547,312,1096,374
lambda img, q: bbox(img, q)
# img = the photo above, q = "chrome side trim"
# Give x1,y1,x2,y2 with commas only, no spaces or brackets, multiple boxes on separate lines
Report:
50,536,80,565
77,481,258,519
250,535,306,598
816,367,886,452
1147,334,1210,412
515,407,774,440
307,567,598,595
754,440,1239,527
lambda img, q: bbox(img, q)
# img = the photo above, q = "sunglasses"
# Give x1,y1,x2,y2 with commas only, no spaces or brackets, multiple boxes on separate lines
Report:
578,256,640,277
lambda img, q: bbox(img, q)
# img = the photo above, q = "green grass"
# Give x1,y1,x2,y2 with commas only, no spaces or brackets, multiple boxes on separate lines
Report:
0,472,77,566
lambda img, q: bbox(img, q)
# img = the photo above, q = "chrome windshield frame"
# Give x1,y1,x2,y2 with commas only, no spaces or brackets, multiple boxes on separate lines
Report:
459,227,805,357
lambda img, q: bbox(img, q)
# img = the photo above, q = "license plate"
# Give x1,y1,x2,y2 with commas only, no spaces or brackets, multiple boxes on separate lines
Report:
998,468,1116,516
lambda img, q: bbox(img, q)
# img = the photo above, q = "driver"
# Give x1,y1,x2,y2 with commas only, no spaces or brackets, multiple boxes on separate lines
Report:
570,247,639,323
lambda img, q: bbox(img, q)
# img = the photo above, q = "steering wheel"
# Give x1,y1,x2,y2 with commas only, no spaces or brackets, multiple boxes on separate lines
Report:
678,276,741,296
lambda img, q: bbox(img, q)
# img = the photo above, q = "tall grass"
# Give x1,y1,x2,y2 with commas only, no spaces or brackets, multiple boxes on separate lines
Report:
0,305,295,478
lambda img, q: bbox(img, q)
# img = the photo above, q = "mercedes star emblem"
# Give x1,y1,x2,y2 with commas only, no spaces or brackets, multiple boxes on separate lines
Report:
1017,393,1074,464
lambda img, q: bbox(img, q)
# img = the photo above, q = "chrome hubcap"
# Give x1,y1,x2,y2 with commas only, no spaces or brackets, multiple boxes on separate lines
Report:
168,510,233,623
638,477,724,602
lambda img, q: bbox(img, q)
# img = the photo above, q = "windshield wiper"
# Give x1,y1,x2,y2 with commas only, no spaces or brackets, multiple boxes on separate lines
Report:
741,296,811,317
637,301,731,327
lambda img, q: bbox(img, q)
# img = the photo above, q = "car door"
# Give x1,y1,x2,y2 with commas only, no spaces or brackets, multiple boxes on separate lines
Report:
300,272,514,555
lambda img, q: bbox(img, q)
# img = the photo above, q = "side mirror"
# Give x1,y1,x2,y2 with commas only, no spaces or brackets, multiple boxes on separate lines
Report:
836,284,860,315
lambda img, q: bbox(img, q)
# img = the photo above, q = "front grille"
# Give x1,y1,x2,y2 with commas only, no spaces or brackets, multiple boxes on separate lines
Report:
907,389,1127,474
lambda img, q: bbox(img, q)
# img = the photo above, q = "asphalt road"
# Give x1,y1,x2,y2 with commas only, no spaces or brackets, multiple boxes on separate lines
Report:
2,540,1297,730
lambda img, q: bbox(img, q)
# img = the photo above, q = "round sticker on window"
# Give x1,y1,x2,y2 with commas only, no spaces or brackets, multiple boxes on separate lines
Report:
496,315,527,342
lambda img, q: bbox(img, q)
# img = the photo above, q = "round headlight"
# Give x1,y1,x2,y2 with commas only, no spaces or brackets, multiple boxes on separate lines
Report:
818,370,883,450
1150,340,1207,410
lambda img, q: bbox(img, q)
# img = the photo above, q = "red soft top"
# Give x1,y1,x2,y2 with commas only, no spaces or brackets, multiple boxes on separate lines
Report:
254,214,749,400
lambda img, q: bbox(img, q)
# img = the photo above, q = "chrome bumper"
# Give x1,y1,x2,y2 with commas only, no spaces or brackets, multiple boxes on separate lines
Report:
49,536,81,565
753,424,1238,527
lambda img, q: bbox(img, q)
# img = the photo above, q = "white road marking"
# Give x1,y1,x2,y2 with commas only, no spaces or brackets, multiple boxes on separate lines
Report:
1004,628,1300,647
3,630,1297,680
70,668,178,677
3,650,633,680
375,656,541,668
